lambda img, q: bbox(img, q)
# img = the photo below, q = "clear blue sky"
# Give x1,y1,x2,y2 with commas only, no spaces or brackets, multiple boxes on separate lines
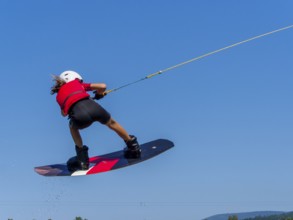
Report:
0,1,292,220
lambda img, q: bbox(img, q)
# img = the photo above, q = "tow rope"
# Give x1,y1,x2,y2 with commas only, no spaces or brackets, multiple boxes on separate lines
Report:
105,25,293,95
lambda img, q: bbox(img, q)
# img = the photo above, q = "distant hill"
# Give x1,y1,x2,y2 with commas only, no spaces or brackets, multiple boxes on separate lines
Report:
203,211,285,220
244,211,293,220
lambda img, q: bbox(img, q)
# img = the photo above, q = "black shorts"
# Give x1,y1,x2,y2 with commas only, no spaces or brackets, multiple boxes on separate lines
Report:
69,98,111,129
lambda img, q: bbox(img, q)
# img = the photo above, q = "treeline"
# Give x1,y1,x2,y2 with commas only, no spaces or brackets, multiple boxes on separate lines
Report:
7,217,87,220
227,212,293,220
244,212,293,220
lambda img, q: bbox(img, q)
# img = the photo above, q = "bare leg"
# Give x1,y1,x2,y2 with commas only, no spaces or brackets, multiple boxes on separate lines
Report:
70,125,83,148
106,118,140,158
106,118,131,141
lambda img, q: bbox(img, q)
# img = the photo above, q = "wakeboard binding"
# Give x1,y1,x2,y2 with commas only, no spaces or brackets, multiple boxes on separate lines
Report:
124,135,141,159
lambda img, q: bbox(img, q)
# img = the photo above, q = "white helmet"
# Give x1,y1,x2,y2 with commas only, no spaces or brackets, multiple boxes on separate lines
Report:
59,70,83,83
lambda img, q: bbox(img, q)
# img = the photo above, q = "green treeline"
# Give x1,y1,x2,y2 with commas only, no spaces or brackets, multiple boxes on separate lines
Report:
228,212,293,220
7,217,87,220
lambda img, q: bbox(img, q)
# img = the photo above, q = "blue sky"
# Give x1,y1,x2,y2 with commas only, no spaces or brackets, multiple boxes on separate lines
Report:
0,1,292,219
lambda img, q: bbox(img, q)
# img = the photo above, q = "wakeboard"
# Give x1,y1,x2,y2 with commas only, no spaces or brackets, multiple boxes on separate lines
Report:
34,139,174,177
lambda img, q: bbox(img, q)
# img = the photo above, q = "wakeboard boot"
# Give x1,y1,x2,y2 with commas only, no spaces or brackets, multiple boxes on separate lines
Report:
67,156,81,172
124,135,141,159
75,145,90,170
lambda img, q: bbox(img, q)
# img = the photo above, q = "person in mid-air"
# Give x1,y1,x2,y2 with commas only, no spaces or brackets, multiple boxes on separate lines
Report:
51,70,141,171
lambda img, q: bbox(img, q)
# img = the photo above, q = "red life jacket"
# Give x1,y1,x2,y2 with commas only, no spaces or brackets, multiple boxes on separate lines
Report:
56,79,91,115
